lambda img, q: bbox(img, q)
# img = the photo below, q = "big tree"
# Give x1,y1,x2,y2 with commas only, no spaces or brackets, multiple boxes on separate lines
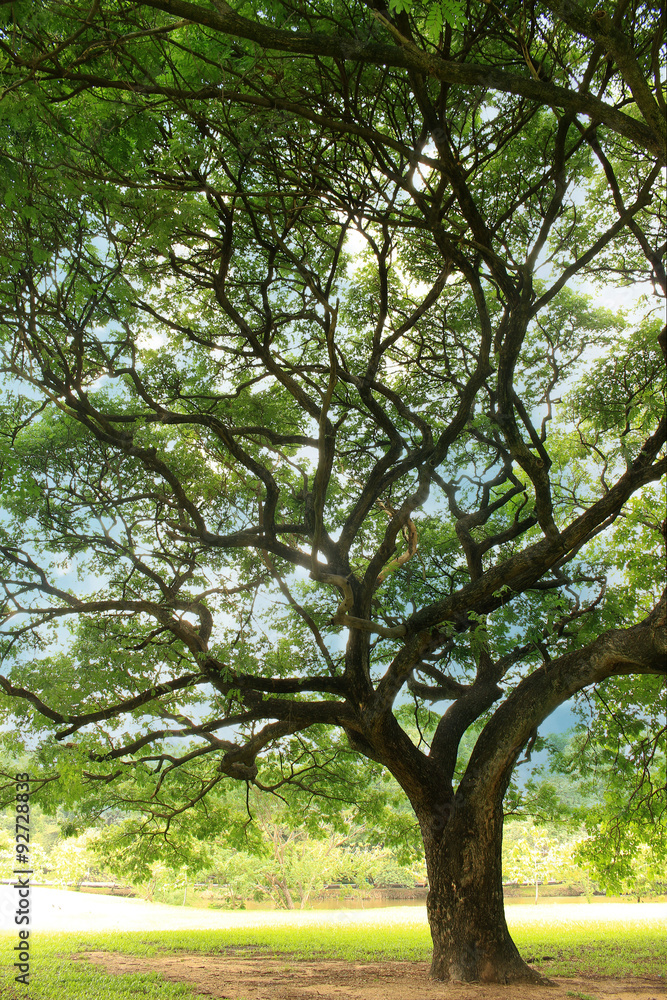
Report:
0,0,665,983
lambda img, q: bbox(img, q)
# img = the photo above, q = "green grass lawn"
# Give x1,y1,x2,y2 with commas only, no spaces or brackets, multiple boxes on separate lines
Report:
0,917,664,999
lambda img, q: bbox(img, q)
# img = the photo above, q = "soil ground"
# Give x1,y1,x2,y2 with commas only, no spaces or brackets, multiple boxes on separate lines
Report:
78,951,667,1000
1,890,663,999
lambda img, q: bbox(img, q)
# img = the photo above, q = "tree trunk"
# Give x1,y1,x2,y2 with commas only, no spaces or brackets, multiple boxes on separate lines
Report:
420,800,546,983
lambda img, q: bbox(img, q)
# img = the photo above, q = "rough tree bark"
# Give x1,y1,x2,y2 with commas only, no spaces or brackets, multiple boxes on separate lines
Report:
383,600,666,981
421,802,538,983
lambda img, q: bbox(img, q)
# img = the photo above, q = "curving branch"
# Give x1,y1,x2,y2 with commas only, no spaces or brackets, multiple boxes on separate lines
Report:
134,0,664,159
465,590,667,801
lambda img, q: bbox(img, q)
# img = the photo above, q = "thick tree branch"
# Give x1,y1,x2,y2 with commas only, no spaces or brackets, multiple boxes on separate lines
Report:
465,590,667,802
134,0,664,158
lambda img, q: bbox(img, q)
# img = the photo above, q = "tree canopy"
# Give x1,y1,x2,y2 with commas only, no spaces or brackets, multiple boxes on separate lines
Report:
0,0,665,983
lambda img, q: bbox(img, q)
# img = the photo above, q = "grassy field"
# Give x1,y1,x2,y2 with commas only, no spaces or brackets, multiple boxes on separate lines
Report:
0,916,665,998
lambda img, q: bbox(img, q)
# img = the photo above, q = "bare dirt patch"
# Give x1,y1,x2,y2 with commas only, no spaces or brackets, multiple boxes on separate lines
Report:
76,951,667,1000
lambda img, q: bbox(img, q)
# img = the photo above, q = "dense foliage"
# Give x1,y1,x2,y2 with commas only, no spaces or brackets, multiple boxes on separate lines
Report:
0,0,664,982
